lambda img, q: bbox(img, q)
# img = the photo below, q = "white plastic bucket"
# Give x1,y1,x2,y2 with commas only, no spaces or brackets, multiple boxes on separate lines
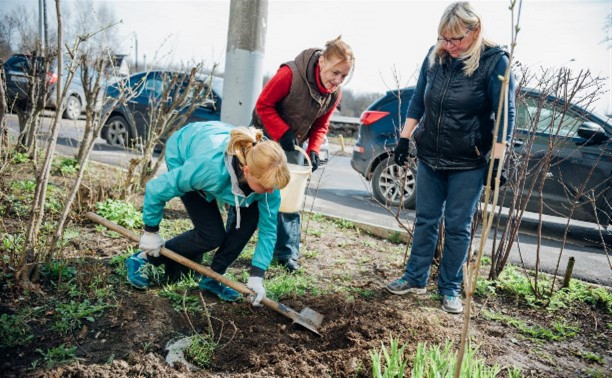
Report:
279,146,312,213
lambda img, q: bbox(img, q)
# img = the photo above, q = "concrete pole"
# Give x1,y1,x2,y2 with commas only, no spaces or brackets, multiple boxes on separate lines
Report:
221,0,268,126
38,0,45,50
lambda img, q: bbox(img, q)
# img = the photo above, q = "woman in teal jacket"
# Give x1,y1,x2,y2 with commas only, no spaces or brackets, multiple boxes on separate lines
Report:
126,121,290,305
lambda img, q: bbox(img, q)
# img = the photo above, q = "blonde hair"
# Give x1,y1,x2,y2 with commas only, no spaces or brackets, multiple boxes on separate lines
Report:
321,35,356,86
226,127,290,190
323,35,354,64
428,1,496,76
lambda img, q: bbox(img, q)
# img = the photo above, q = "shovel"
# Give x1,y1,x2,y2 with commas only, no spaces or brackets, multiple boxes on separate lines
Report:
86,212,324,336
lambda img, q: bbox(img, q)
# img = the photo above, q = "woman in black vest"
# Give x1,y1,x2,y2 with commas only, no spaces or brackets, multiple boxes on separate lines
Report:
251,37,354,271
386,1,516,313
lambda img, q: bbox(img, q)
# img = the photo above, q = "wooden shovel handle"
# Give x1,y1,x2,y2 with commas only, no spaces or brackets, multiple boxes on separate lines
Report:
85,212,299,321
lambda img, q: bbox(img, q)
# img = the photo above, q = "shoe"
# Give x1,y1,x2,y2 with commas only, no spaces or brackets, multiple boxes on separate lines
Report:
385,277,427,295
126,252,149,289
441,295,463,314
199,276,241,302
279,259,300,272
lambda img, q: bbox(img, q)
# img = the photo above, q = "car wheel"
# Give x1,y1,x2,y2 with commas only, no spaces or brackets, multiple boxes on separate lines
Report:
103,115,131,146
62,95,81,120
371,156,416,208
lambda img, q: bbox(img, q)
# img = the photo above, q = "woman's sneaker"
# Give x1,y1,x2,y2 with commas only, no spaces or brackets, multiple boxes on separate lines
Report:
199,276,240,302
441,295,463,313
385,277,427,295
126,252,150,289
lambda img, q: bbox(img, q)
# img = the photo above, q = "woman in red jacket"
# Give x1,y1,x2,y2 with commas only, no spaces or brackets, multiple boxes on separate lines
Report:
251,36,354,271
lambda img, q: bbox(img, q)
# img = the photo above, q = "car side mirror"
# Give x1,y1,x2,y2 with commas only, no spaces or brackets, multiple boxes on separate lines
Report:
577,122,609,144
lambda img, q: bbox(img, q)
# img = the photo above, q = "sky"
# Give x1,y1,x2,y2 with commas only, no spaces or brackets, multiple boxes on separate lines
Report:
4,0,612,114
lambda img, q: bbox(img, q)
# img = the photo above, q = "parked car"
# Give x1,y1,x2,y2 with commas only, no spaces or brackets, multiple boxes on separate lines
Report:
101,71,223,146
351,87,611,226
3,54,86,120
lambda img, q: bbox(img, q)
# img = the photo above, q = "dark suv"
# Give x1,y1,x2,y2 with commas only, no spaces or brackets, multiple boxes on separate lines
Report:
3,54,85,120
102,71,223,146
351,87,416,208
351,88,611,226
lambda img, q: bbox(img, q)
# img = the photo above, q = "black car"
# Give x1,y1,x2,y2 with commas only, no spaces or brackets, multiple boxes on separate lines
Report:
351,87,611,226
3,54,86,120
101,71,223,146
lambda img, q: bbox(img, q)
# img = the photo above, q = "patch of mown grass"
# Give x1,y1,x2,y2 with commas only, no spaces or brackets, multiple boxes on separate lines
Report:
483,310,579,341
36,344,77,368
96,199,143,229
185,334,217,369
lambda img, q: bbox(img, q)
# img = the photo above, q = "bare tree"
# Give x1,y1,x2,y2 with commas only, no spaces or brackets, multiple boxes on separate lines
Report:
120,64,219,193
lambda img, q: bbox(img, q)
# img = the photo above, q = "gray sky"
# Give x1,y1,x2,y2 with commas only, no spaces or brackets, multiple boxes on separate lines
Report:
4,0,611,113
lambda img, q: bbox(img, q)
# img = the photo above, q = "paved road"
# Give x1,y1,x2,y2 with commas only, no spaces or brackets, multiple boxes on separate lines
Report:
7,113,611,286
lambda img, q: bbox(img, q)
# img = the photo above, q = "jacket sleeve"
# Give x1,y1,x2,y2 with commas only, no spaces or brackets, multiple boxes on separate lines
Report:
142,156,221,227
488,54,516,143
250,191,281,272
255,66,293,141
306,92,342,154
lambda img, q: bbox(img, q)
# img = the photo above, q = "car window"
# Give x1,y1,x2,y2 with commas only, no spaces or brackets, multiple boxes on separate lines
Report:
143,77,163,98
5,56,29,72
517,97,584,138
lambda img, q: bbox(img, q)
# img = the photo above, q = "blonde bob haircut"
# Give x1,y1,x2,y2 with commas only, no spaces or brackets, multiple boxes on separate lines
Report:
226,127,290,190
428,1,496,77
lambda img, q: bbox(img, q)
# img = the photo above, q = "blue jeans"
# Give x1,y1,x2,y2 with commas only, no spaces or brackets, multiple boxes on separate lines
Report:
274,149,303,262
403,161,485,296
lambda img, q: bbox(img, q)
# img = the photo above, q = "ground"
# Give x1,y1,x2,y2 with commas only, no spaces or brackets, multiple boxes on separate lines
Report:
0,158,610,377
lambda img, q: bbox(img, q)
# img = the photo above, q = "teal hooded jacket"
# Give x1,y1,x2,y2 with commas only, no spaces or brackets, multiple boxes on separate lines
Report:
142,121,281,272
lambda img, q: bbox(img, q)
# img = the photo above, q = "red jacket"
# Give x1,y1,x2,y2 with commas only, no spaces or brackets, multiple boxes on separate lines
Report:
255,65,341,154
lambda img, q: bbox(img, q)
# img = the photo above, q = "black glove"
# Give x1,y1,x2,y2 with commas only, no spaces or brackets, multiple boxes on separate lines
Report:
393,138,415,166
309,151,320,172
278,129,297,152
484,159,507,190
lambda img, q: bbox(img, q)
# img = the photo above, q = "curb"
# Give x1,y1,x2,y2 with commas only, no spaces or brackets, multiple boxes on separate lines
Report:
303,209,413,243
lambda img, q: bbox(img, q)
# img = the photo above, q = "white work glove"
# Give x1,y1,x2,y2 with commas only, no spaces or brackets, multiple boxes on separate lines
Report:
139,231,164,257
246,276,266,307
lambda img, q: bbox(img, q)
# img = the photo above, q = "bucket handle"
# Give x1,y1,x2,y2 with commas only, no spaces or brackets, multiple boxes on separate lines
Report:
293,146,312,173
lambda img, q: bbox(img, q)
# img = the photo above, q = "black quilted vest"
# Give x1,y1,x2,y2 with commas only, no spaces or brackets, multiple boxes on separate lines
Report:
413,46,507,170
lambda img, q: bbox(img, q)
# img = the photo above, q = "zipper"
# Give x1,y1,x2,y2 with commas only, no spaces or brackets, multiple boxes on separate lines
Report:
435,70,453,168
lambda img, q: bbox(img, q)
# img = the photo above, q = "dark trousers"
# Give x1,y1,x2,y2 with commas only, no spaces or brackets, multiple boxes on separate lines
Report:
147,191,259,281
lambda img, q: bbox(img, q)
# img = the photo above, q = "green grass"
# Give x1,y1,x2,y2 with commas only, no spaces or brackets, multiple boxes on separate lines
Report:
52,299,110,335
302,248,320,259
185,334,217,368
577,350,605,365
0,311,34,348
387,232,404,244
37,344,77,368
264,267,320,300
96,199,143,229
479,266,611,313
370,336,520,378
159,274,202,314
53,157,79,176
483,310,579,341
